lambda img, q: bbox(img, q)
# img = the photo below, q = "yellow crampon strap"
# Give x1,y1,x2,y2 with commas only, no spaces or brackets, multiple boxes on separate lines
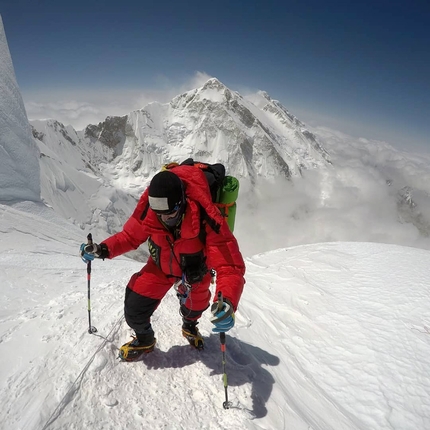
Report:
181,328,204,349
118,344,131,360
118,337,156,360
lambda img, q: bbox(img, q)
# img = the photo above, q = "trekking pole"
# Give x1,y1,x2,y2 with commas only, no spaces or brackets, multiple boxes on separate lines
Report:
86,233,97,334
217,291,232,409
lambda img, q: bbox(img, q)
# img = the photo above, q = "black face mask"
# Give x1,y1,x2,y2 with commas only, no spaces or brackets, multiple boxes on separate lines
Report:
157,201,186,228
160,211,183,228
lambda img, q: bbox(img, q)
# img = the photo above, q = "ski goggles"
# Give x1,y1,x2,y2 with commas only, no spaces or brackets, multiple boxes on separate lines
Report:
152,202,181,216
158,208,183,227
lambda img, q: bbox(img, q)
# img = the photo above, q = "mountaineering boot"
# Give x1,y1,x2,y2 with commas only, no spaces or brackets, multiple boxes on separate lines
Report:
119,327,156,361
182,319,204,350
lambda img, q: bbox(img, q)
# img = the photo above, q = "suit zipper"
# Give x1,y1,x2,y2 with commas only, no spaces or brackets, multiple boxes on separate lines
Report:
166,235,175,275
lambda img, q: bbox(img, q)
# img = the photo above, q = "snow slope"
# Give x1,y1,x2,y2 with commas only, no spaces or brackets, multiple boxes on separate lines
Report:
1,202,429,430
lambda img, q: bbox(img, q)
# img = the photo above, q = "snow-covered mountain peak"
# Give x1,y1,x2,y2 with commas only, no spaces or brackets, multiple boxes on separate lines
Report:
199,76,229,96
257,90,272,101
74,77,332,181
84,114,128,150
170,77,231,109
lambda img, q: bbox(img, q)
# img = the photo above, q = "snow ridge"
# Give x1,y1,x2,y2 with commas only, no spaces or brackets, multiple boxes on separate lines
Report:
1,203,430,430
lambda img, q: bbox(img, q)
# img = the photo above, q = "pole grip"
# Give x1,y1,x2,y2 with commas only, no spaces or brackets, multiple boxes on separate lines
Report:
217,291,224,313
86,233,92,275
217,291,226,345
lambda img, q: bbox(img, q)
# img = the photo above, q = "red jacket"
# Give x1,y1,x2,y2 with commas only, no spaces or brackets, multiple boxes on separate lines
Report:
102,165,245,309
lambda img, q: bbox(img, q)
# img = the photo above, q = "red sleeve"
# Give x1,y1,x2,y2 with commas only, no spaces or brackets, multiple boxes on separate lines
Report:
205,220,246,311
101,191,150,259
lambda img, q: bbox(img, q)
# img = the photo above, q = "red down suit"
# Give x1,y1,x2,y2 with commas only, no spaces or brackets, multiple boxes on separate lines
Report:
101,165,245,313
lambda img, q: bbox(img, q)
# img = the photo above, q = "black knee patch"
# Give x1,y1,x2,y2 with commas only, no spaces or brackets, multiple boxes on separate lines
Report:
124,287,160,332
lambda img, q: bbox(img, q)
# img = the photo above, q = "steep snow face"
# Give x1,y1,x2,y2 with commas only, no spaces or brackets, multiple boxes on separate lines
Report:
244,90,331,168
31,119,142,258
0,16,40,202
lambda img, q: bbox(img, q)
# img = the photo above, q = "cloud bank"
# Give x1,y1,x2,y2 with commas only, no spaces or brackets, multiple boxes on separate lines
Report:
22,71,214,130
236,129,430,257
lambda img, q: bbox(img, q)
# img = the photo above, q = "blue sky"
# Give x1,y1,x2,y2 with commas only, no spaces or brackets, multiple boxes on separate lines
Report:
2,0,429,152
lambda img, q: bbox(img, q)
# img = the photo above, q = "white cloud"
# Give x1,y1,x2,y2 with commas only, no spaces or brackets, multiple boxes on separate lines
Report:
235,130,430,257
22,71,215,130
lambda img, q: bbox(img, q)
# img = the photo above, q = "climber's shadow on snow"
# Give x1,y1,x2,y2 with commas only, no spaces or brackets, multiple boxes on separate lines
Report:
144,334,279,418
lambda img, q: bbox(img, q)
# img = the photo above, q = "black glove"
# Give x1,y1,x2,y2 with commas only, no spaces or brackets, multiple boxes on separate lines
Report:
185,261,208,284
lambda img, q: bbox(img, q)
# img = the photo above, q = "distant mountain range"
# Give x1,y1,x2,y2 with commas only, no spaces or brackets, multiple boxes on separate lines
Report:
36,78,331,181
30,78,332,249
30,78,430,256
